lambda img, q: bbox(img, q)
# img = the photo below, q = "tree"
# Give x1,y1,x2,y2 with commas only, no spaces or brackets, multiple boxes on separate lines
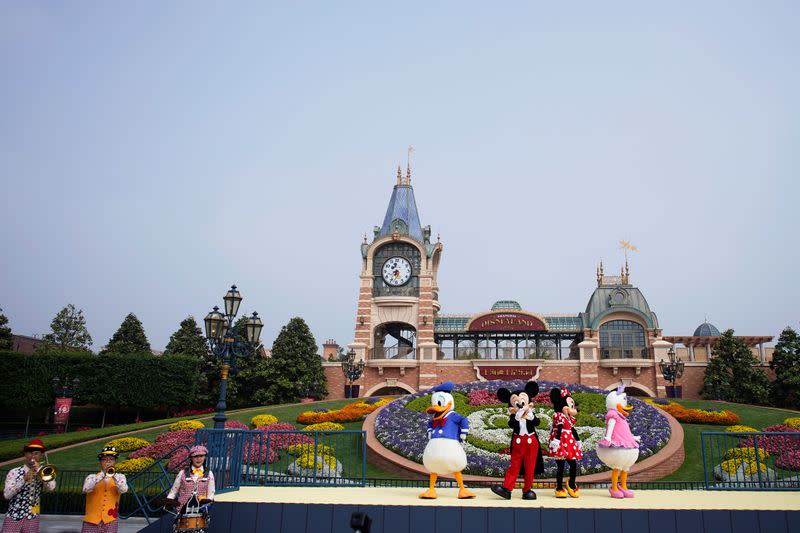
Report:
701,329,771,404
164,316,208,358
770,326,800,409
100,313,151,355
0,308,12,351
246,317,327,405
37,304,93,354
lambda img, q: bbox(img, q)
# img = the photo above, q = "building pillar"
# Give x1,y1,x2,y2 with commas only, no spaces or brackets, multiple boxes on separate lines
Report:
688,344,695,362
578,338,599,388
758,342,765,363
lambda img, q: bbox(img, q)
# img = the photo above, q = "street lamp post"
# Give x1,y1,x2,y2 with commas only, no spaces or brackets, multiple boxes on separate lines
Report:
659,347,685,399
204,285,264,429
341,349,365,399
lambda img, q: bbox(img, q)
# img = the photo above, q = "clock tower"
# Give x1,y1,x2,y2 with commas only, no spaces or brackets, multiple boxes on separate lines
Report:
349,165,442,387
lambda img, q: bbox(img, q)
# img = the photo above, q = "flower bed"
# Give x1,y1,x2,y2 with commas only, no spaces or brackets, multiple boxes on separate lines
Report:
224,420,249,430
644,399,740,425
374,380,671,478
739,425,800,455
725,425,758,433
297,399,392,424
114,457,155,474
784,418,800,430
303,422,345,431
251,414,279,427
104,437,151,453
168,420,205,432
129,429,197,463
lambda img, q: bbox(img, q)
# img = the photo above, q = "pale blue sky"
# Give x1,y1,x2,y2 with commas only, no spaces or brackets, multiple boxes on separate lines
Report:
1,1,798,351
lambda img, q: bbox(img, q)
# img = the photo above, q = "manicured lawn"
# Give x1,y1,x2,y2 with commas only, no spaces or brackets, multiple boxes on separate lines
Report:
658,399,799,482
5,399,408,479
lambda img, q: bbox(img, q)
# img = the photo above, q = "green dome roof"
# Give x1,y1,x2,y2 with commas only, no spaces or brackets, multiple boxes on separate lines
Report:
491,300,522,311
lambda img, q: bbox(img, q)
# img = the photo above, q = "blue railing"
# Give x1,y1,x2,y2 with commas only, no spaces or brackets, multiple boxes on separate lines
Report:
701,430,800,490
195,428,367,490
124,444,191,523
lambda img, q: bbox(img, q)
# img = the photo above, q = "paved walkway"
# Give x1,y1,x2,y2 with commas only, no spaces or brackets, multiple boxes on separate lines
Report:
0,515,148,532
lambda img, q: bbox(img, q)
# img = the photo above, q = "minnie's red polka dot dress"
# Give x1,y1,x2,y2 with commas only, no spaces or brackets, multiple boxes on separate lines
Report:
548,412,582,460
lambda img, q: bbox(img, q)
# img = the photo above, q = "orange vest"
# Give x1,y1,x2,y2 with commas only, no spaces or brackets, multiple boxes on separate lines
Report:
84,476,120,524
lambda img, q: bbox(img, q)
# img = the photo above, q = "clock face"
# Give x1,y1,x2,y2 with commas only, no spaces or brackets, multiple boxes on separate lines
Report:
382,256,412,286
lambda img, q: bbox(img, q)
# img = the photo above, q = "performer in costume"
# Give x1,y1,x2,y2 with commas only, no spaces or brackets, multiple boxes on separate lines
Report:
419,382,475,499
596,385,641,498
2,439,56,533
81,446,128,533
167,445,215,529
548,387,582,498
491,380,544,500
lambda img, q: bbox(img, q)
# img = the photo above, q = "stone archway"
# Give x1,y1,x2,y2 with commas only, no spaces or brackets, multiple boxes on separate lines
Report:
604,381,656,398
364,380,416,397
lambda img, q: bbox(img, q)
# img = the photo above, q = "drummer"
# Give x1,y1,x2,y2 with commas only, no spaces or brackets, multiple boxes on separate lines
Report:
166,446,215,511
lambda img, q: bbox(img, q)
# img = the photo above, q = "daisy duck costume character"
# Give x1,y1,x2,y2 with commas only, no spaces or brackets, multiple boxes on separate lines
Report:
419,382,475,499
596,385,641,498
548,387,582,498
491,380,544,500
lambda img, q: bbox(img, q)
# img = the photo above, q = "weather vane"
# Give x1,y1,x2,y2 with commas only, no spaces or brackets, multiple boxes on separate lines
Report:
619,239,638,263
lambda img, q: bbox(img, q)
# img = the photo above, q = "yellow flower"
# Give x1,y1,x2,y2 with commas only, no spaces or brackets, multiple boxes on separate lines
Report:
724,447,769,462
784,417,800,430
724,425,758,433
168,420,205,431
297,453,337,470
303,422,345,432
251,414,279,427
115,457,155,474
287,443,335,457
104,437,151,452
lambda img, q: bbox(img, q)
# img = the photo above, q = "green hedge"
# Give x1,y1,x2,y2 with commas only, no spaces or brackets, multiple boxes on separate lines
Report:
0,351,199,410
0,415,207,462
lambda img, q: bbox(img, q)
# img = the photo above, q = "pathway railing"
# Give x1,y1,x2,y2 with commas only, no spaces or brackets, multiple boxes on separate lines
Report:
701,430,800,490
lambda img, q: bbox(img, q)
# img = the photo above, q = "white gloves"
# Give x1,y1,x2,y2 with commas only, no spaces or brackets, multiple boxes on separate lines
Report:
549,440,560,453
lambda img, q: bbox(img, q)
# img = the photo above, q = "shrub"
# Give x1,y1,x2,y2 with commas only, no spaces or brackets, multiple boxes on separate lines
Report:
296,398,392,424
303,422,344,431
168,420,205,431
114,457,155,474
104,437,151,453
251,414,278,428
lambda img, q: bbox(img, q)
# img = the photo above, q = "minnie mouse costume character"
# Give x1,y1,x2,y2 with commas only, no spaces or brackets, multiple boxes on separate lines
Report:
491,381,544,500
548,387,582,498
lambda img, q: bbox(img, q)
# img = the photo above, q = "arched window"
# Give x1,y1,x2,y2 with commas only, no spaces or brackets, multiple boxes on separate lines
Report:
599,320,647,359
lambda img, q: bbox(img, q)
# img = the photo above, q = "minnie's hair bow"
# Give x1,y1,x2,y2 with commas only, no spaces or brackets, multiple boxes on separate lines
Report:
560,388,570,397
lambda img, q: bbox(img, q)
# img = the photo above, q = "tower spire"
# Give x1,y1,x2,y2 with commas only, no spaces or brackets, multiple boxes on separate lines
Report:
396,164,402,185
406,145,414,185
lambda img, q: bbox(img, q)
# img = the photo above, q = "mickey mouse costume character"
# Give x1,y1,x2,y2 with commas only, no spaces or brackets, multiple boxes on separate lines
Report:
419,382,475,499
548,387,582,498
491,380,544,500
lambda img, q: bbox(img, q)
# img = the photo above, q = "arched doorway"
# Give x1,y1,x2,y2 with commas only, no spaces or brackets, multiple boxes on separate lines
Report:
371,322,416,360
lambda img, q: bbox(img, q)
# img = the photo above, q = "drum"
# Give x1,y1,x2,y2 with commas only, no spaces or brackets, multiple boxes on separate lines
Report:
176,512,207,532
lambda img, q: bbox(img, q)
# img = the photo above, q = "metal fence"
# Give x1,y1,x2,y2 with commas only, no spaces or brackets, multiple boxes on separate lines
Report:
0,468,168,516
701,431,800,490
195,428,367,490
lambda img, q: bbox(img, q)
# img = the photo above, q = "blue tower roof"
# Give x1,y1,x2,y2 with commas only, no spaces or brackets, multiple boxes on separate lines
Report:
693,321,721,336
378,171,424,243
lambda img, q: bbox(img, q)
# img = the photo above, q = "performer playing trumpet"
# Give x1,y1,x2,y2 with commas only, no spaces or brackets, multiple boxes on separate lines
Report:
80,446,128,533
2,439,56,533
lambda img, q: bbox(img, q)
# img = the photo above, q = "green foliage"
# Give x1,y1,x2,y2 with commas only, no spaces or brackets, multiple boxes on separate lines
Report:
701,329,771,405
571,392,606,414
164,316,208,358
0,351,198,412
405,392,486,416
0,308,11,351
770,326,800,409
100,313,151,355
241,317,327,405
36,304,93,354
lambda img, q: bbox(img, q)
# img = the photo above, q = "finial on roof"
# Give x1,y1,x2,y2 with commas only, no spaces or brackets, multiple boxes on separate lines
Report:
437,233,441,243
622,257,630,284
406,145,414,185
396,165,402,185
363,234,368,244
596,261,604,287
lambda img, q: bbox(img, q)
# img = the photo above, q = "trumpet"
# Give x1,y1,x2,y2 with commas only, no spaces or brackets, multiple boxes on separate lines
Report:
37,453,58,482
104,466,116,477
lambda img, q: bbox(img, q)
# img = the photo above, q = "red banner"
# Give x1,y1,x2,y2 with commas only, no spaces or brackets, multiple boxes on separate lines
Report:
476,366,539,381
53,397,72,426
467,312,547,332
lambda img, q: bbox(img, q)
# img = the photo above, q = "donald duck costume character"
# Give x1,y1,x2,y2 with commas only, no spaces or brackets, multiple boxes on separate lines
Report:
596,385,641,498
419,382,475,499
